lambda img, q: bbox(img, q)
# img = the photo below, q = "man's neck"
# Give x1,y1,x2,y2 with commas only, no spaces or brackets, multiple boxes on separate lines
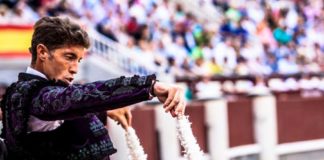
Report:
27,65,48,79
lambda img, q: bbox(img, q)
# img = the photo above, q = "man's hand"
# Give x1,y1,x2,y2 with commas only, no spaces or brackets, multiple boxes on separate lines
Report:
153,81,186,117
107,107,132,130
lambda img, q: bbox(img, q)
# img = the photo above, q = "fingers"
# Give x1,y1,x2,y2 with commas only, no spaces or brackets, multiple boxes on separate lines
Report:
169,96,186,117
115,113,129,130
163,87,177,107
107,108,132,130
163,86,186,117
164,91,180,112
175,99,186,115
125,109,132,127
170,109,177,117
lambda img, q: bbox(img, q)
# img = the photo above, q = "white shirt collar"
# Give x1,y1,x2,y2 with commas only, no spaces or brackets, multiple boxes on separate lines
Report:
26,67,48,79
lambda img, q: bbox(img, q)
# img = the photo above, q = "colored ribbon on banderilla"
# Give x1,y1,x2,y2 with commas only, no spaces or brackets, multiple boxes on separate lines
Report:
125,127,147,160
125,114,204,160
176,114,204,160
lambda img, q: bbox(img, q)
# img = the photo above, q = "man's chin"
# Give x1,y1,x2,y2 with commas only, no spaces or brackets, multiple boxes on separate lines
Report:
65,80,73,85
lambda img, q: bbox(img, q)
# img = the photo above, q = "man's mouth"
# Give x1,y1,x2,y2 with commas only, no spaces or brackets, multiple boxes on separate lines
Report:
65,78,74,84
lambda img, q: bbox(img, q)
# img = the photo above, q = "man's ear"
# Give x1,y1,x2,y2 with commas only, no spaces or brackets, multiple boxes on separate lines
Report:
36,44,48,62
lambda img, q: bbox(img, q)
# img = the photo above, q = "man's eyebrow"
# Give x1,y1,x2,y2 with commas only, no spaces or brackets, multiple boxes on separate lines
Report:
65,52,76,55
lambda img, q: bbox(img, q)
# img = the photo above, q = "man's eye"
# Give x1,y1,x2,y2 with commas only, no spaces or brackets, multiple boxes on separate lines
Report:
65,56,74,61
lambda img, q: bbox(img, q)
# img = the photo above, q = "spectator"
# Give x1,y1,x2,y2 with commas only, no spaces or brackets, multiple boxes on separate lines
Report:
278,54,300,74
165,35,188,66
206,57,223,75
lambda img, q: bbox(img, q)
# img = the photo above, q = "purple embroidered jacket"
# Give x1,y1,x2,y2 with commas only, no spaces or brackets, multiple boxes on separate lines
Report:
1,73,156,160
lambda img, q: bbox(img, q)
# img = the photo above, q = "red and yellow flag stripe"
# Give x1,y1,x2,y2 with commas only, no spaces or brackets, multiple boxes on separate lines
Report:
0,25,33,57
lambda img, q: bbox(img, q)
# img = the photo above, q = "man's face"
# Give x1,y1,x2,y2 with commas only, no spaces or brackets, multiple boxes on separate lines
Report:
41,45,85,85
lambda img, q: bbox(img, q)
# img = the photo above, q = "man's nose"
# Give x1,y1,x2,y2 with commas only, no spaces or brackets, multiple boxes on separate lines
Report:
70,62,78,74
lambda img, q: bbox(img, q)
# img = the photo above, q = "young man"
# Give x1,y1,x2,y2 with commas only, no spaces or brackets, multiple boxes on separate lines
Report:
1,16,186,160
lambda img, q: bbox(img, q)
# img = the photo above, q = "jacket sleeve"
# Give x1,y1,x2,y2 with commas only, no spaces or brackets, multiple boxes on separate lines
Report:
30,75,156,120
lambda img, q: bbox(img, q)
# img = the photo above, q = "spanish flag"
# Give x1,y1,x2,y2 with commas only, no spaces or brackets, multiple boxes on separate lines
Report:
0,25,33,57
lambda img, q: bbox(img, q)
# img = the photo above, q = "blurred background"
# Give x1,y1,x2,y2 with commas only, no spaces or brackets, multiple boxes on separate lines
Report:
0,0,324,159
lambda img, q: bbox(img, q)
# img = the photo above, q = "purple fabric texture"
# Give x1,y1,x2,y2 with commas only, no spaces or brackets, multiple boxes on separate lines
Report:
31,75,155,120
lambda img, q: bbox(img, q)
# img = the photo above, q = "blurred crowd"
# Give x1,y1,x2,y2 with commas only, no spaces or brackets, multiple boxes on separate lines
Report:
0,0,324,79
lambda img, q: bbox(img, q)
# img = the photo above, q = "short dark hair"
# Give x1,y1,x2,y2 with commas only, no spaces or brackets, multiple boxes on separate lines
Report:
29,16,90,63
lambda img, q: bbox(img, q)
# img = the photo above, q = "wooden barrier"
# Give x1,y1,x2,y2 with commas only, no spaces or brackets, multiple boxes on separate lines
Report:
276,93,324,143
132,106,159,160
227,95,255,147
